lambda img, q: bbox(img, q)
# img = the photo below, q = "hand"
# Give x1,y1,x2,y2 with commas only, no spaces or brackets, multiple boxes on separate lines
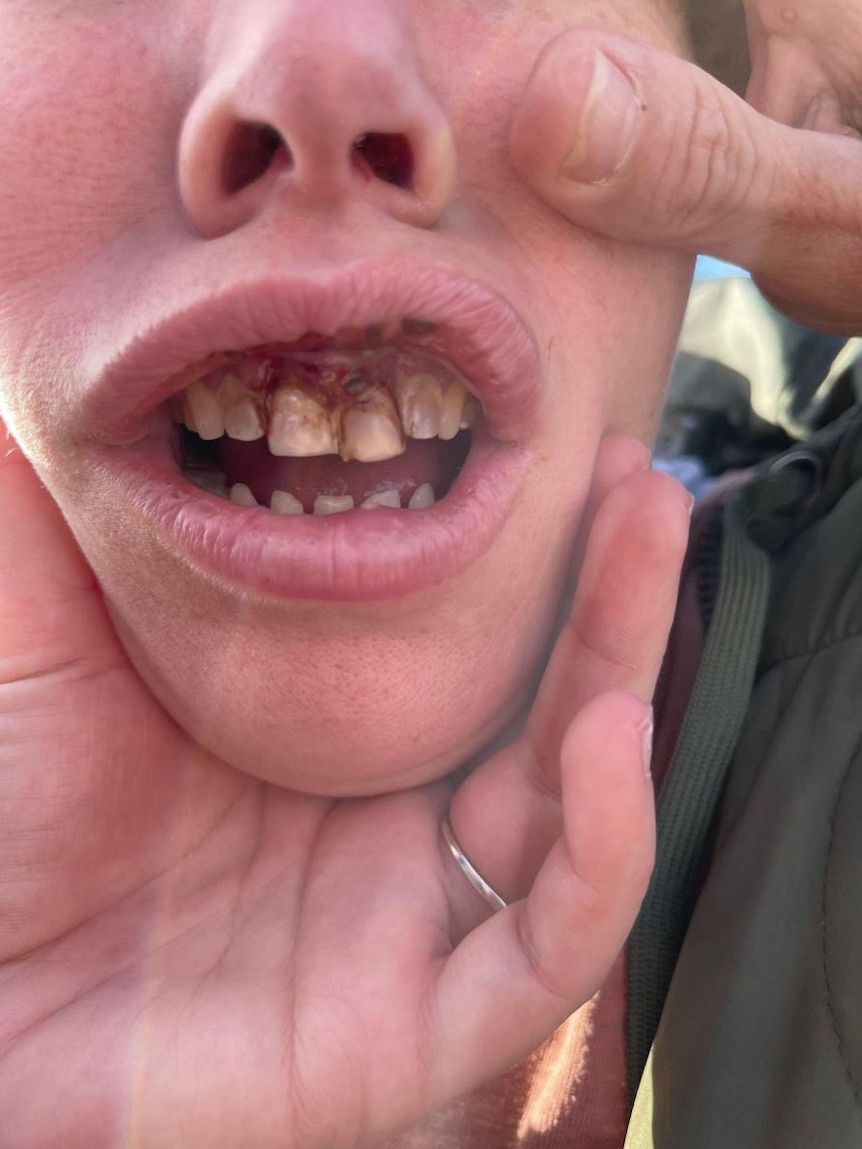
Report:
0,426,689,1148
511,10,862,333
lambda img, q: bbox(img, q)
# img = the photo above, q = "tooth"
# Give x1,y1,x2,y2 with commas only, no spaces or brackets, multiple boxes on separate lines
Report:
229,483,258,507
396,373,442,440
408,484,436,510
314,495,355,516
225,398,265,441
439,382,468,440
185,382,224,441
270,490,305,516
339,387,405,463
220,374,265,442
360,489,402,510
460,394,481,431
269,384,338,457
181,394,199,433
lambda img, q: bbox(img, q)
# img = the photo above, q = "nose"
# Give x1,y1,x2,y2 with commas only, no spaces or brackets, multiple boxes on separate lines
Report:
178,0,456,238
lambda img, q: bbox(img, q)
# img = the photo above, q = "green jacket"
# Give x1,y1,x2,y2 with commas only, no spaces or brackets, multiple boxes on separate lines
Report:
627,406,862,1148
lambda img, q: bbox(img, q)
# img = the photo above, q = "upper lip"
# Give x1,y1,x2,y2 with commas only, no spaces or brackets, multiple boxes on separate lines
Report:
86,258,543,446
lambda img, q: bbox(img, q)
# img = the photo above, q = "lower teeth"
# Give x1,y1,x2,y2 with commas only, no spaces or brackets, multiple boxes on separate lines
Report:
314,494,355,516
186,469,436,515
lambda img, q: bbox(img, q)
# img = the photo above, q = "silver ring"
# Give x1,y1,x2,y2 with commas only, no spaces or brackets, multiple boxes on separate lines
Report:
441,813,508,912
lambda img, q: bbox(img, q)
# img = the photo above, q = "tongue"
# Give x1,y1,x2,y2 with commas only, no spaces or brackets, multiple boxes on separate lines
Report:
217,435,469,512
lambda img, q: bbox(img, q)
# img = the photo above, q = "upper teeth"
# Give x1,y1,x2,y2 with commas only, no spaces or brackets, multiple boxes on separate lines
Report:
220,374,266,442
338,386,406,463
396,373,443,440
269,384,339,457
178,352,479,463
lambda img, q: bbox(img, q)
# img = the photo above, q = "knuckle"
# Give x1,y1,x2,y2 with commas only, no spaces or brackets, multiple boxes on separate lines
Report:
659,78,760,240
516,906,571,1001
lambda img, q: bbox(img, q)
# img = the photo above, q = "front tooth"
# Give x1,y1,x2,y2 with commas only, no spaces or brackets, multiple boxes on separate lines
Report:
224,397,266,441
220,374,265,442
314,495,355,516
185,382,224,441
230,483,258,507
408,483,436,510
271,490,305,515
396,373,441,440
339,387,405,463
269,384,338,457
360,489,402,509
439,382,468,440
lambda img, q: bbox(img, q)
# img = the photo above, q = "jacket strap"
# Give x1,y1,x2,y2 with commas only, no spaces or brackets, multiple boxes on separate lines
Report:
625,488,771,1108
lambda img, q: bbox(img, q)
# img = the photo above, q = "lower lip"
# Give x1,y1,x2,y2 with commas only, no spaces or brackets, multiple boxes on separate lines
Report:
93,429,533,601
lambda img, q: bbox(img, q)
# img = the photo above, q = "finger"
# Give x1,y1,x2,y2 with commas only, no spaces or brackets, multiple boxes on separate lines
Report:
0,418,118,680
584,435,651,521
526,467,689,757
511,30,862,333
450,467,688,902
431,691,653,1100
545,435,650,648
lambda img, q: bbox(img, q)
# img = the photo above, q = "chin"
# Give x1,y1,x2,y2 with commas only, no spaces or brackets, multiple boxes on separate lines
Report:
103,566,553,796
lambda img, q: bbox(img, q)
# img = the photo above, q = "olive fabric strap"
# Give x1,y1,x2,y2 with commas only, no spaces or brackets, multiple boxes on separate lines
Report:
625,487,772,1107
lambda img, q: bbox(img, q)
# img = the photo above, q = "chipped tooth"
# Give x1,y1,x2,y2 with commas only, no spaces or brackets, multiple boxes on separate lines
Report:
269,383,338,457
360,489,402,510
220,374,265,441
229,483,259,507
339,387,405,463
270,490,305,516
408,484,436,510
186,382,224,441
439,382,468,440
314,495,355,516
396,373,442,440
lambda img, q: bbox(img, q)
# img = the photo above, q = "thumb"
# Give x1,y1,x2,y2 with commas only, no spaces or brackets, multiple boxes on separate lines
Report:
0,418,117,679
511,30,862,333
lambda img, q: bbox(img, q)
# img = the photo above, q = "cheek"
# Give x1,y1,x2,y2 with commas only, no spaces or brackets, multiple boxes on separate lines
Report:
0,12,187,287
601,246,694,434
0,9,196,448
517,219,694,442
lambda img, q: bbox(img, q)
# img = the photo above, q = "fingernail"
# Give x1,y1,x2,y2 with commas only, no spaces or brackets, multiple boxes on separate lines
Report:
639,709,654,780
562,50,639,184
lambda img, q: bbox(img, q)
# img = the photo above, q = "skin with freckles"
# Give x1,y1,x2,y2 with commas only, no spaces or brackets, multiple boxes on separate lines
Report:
0,0,692,795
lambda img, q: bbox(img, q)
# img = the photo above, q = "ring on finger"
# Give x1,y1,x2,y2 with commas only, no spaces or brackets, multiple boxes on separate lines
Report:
441,813,508,913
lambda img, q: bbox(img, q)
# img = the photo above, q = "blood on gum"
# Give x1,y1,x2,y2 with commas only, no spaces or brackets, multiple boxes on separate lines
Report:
199,346,462,414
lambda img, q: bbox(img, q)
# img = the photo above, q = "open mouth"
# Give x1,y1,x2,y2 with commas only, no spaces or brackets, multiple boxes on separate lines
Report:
173,328,482,516
85,265,541,600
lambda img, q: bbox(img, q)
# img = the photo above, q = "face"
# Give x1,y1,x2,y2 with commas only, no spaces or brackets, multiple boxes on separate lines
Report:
0,0,692,795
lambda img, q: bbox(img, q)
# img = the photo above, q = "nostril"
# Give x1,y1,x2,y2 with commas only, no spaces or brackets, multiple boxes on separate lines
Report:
352,133,414,191
222,122,289,196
